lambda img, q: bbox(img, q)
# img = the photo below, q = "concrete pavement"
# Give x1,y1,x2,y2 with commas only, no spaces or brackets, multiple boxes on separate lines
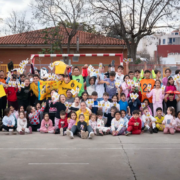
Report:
0,132,180,180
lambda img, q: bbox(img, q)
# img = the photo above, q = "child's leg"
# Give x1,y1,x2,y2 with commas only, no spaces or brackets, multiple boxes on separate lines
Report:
156,124,164,131
169,128,175,134
127,126,133,132
40,128,48,133
131,130,141,134
163,127,169,134
54,118,60,129
2,125,10,131
25,128,30,133
175,127,180,131
71,125,78,135
118,127,127,135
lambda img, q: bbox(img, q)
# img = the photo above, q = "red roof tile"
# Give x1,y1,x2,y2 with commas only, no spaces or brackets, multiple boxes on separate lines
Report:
0,27,125,46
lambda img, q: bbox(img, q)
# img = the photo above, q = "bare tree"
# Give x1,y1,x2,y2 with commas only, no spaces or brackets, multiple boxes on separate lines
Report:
89,0,180,62
31,0,87,57
5,10,33,35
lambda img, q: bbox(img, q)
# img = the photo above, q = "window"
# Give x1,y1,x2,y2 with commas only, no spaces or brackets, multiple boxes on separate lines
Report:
72,56,79,62
163,39,166,44
173,38,175,42
175,32,179,35
169,38,172,44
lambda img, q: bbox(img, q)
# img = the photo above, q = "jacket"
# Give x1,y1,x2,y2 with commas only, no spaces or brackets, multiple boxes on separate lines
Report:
5,87,18,102
128,117,142,131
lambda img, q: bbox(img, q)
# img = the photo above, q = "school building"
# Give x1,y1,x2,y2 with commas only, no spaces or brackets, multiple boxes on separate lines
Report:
0,27,127,74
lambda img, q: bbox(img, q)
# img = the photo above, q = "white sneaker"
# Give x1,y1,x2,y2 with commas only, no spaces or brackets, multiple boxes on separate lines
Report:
89,132,94,139
70,131,74,139
60,128,63,136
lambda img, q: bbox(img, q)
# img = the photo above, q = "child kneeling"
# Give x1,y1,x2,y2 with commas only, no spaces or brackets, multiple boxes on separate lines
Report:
40,113,55,133
125,110,141,136
17,112,32,134
77,114,89,139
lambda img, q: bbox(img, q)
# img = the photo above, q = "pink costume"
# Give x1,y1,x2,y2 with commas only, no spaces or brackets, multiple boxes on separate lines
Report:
147,89,164,116
165,85,176,99
122,82,131,101
40,119,55,133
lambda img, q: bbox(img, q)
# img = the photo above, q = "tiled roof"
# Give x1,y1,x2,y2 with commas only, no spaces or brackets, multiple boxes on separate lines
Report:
0,27,125,46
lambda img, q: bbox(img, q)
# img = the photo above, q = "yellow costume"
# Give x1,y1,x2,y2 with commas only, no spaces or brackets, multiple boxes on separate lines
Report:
52,61,67,74
30,82,39,97
155,116,165,131
75,109,90,126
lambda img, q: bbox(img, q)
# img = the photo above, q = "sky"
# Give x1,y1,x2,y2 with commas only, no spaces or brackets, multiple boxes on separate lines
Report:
0,0,33,35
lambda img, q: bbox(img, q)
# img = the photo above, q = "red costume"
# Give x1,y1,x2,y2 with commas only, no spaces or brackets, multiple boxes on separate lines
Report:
127,117,141,134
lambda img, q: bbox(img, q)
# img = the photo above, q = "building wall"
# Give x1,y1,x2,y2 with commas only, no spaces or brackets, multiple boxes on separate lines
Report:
157,45,180,58
0,47,127,72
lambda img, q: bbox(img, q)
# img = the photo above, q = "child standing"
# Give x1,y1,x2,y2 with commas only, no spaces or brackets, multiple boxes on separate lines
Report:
17,112,32,134
118,93,130,115
146,80,164,116
2,108,16,134
67,111,77,131
155,107,165,131
40,113,55,133
141,107,157,133
162,107,176,134
77,114,89,139
89,113,97,135
165,77,176,99
5,77,18,110
121,75,131,101
162,68,171,86
175,111,180,132
96,110,110,135
125,110,142,136
27,102,46,132
56,110,68,136
111,95,120,111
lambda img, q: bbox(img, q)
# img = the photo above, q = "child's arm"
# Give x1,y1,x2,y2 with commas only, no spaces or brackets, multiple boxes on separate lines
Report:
64,119,68,128
23,118,27,129
146,89,153,98
99,80,110,85
138,119,142,130
176,95,180,102
2,117,8,126
128,118,134,126
128,99,133,106
164,94,169,102
150,115,156,122
111,119,115,131
77,121,81,131
127,106,131,115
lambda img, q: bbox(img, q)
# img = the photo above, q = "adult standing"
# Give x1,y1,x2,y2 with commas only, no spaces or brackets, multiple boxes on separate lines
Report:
17,78,31,110
67,102,94,139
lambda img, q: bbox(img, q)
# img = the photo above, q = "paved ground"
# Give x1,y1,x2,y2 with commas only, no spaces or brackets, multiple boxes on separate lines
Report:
0,132,180,180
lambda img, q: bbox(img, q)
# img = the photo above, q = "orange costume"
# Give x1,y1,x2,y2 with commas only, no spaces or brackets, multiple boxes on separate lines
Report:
140,79,155,103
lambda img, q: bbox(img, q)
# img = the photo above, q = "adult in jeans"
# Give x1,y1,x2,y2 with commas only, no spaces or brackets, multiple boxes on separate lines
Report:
67,102,94,139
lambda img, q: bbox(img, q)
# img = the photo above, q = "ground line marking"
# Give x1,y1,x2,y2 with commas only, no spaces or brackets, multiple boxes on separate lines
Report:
28,163,89,165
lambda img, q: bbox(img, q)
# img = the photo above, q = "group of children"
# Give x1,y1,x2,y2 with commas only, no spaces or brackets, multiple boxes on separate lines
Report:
1,61,180,138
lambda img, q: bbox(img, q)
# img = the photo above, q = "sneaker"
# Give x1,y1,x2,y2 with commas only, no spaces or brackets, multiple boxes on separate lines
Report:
60,128,64,136
144,127,148,131
99,130,103,136
96,129,100,136
85,131,89,139
19,131,25,135
29,126,32,134
70,131,74,139
125,131,131,136
2,128,5,132
89,132,94,139
149,128,153,134
81,131,86,139
153,128,158,133
66,130,71,137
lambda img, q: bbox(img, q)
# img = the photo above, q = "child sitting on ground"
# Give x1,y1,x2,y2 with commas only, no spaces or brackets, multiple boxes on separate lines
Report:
77,114,89,139
40,113,55,134
120,110,129,134
140,99,152,116
141,107,157,133
2,108,16,135
67,111,77,131
56,110,68,136
162,107,176,134
27,102,46,132
175,111,180,132
17,112,32,134
96,110,110,135
125,110,142,136
155,107,165,131
110,111,125,136
89,113,97,135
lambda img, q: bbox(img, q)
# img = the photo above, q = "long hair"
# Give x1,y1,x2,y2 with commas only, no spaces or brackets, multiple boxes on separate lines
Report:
26,106,32,123
168,107,175,117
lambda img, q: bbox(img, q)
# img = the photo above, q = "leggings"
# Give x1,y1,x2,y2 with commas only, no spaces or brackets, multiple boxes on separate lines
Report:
71,125,93,135
2,125,16,131
164,127,175,134
127,126,141,134
28,124,40,132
